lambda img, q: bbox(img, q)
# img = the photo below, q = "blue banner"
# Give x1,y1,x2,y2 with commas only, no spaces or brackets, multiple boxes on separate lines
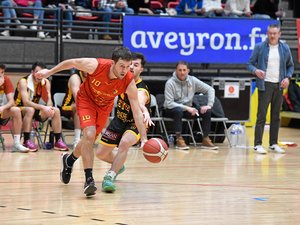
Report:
123,15,278,64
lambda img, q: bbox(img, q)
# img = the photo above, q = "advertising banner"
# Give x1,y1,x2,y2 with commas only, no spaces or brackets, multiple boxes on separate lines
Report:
123,16,278,64
297,19,300,63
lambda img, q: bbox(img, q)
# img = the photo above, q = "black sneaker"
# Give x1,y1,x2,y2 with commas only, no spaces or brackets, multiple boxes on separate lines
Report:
84,180,97,197
60,153,73,184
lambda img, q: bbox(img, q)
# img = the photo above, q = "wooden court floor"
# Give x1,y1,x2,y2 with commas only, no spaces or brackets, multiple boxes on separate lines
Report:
0,127,300,225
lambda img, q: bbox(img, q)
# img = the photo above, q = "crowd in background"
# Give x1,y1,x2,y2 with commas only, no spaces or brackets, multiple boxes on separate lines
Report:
0,0,296,40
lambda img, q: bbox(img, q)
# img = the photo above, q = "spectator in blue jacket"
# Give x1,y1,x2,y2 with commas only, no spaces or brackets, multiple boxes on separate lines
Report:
247,24,294,155
176,0,204,16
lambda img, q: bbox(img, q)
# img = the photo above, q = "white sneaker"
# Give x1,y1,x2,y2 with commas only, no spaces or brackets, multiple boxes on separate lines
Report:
254,145,267,154
0,30,10,37
37,31,45,39
30,25,38,30
63,33,72,39
17,24,27,29
13,144,29,153
269,144,285,154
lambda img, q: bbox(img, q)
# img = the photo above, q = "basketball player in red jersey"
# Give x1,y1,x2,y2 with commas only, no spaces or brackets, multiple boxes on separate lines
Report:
35,47,151,197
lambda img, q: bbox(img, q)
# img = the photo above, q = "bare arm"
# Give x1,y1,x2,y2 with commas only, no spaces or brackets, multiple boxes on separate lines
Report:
18,79,44,110
45,79,53,106
138,89,153,127
36,58,98,79
126,80,148,145
0,93,15,113
69,74,81,101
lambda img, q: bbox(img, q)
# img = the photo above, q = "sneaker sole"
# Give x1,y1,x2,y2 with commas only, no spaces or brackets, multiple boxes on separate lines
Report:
84,185,97,197
102,185,116,193
201,146,219,150
12,148,29,153
60,153,71,184
175,146,190,150
254,150,267,154
54,147,69,151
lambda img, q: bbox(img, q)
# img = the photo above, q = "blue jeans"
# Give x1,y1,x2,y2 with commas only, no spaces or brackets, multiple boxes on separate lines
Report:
1,0,17,24
98,7,112,33
20,0,44,25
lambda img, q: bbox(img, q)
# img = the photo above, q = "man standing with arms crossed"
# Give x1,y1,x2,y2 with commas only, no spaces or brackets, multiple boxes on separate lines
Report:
36,47,149,197
247,24,294,154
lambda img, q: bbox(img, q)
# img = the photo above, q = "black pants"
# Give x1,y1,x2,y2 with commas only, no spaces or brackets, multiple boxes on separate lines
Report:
164,107,212,138
255,82,283,146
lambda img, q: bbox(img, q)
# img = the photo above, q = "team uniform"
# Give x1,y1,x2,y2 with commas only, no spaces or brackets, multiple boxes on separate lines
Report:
0,76,14,125
100,78,150,146
60,70,85,118
76,58,133,136
14,75,49,122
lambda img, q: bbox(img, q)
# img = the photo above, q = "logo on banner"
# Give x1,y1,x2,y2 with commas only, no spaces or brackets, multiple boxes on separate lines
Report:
224,83,239,98
297,19,300,63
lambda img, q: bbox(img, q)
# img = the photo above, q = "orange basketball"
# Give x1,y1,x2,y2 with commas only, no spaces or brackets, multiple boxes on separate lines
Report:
143,138,168,163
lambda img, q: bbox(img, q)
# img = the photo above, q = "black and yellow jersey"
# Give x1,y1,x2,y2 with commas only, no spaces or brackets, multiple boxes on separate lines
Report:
14,75,47,106
116,78,150,123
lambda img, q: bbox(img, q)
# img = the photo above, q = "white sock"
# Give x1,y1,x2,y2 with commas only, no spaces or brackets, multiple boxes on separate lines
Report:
106,170,116,179
74,129,81,140
15,19,22,24
13,134,21,146
32,21,37,25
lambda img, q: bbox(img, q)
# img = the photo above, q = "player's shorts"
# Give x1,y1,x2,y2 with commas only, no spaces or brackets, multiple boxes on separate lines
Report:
0,117,10,126
59,106,73,119
100,117,140,147
76,93,111,136
33,110,48,122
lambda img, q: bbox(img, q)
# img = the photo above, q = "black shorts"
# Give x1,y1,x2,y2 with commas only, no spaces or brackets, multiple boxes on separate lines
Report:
100,117,139,146
33,110,48,122
0,117,10,126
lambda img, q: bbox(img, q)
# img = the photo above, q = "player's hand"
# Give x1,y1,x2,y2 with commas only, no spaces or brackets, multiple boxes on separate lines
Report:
42,106,55,118
140,139,147,149
35,69,51,79
143,112,154,127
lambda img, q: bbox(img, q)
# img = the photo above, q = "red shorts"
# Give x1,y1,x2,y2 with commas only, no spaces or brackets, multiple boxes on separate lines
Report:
76,94,112,136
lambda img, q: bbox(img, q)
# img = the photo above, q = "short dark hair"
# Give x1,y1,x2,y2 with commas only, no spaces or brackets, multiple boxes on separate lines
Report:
0,64,6,70
112,46,132,63
176,61,189,69
31,61,46,71
132,52,146,67
268,23,281,31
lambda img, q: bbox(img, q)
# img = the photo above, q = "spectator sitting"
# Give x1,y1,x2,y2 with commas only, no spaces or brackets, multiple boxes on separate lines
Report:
0,64,30,153
202,0,224,17
0,0,27,37
14,0,46,38
252,0,283,19
14,61,68,152
60,68,87,149
127,0,154,15
95,0,134,40
44,0,74,39
224,0,252,17
176,0,204,16
164,61,218,150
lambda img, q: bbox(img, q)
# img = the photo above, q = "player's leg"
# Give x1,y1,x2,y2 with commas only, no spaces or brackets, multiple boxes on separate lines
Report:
2,107,29,152
101,124,139,193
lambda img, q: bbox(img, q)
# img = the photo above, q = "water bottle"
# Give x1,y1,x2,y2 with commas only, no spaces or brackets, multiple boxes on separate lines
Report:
168,135,174,148
236,124,247,147
229,124,238,147
30,130,36,144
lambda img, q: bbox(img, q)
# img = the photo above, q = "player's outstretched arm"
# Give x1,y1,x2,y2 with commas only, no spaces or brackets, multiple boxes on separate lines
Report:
36,58,98,79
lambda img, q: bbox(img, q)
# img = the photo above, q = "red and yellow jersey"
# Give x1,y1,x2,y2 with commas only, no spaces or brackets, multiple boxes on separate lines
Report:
78,58,134,112
0,76,14,106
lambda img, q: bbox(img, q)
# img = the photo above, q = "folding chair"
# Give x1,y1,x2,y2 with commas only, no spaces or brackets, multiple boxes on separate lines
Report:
148,94,169,142
195,117,232,147
155,94,197,146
